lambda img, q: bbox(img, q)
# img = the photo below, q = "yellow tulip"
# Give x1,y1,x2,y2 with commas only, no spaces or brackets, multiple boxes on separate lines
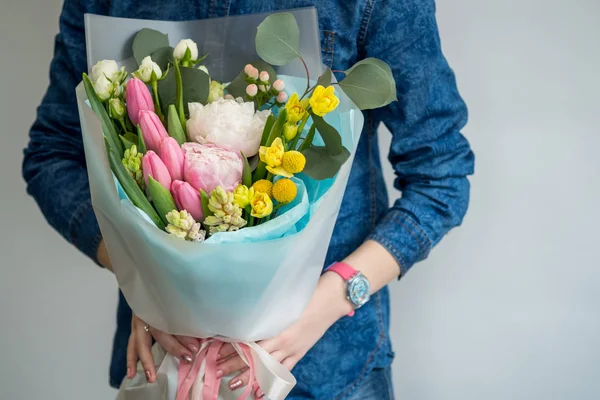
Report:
259,137,293,177
250,191,273,218
283,123,299,141
285,93,310,123
309,85,339,117
233,184,251,208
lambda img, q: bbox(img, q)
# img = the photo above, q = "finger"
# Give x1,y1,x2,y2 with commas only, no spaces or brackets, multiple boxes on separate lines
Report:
228,367,250,391
257,337,280,354
269,350,287,363
135,324,156,382
281,356,297,371
126,334,138,379
175,335,201,354
255,386,265,399
217,353,248,377
217,343,236,361
152,329,193,364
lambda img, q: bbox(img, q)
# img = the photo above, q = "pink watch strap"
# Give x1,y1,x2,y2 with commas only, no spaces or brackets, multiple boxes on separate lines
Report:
328,262,358,280
328,262,358,317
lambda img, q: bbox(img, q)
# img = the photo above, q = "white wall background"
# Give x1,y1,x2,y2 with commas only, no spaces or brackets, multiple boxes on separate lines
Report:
1,1,598,399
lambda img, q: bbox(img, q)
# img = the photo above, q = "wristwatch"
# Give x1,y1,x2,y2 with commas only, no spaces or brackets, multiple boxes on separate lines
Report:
327,262,371,316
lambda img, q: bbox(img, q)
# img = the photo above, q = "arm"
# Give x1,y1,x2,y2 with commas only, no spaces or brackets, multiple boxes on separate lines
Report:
218,0,474,392
22,0,105,265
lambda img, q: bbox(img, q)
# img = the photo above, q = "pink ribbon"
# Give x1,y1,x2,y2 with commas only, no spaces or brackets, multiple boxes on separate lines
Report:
176,339,261,400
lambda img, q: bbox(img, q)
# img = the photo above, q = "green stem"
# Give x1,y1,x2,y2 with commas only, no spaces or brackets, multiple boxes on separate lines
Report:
117,118,128,134
289,114,310,150
174,59,186,132
151,80,165,123
299,56,311,97
299,125,317,152
247,215,255,227
266,172,274,182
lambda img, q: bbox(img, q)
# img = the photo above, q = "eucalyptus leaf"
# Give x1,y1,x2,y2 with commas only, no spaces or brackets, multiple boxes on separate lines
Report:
302,146,350,180
158,66,210,116
227,60,277,99
315,68,332,88
312,114,343,155
339,58,397,110
133,28,170,66
255,13,301,66
151,46,175,70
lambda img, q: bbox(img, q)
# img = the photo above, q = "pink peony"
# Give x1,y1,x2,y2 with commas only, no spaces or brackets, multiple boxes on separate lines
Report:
182,143,243,194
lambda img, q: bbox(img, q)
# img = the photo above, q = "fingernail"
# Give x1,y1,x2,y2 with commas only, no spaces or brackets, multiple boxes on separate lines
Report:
181,354,193,363
145,370,152,381
216,369,223,378
256,389,265,398
188,344,199,353
127,367,132,377
229,379,242,390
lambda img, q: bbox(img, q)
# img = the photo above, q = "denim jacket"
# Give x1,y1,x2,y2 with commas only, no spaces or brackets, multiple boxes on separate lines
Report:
22,0,474,398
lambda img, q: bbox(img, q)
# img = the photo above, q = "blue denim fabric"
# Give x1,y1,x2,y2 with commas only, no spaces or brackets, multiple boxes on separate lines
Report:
23,0,474,398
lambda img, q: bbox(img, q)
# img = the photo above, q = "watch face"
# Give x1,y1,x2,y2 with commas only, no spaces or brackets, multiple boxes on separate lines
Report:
348,274,370,308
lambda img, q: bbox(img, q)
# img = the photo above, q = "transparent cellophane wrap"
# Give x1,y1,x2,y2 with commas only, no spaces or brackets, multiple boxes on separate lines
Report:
76,9,363,400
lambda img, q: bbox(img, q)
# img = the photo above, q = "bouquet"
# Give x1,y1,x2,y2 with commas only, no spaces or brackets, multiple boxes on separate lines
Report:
77,8,395,400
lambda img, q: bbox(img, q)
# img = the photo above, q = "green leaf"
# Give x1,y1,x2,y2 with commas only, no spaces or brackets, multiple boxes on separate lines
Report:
107,143,165,229
119,134,135,150
133,28,169,66
315,68,332,88
338,58,397,110
241,152,253,187
158,66,210,117
298,125,317,153
227,60,277,99
200,189,212,220
82,74,124,157
311,114,343,155
167,104,186,145
137,125,147,153
123,131,138,144
260,114,275,147
255,13,301,66
151,46,174,71
147,176,177,227
302,146,351,180
265,108,287,146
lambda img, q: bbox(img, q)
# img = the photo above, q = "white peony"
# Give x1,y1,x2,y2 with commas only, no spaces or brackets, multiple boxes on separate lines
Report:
174,39,199,61
92,59,119,82
94,75,115,101
186,98,271,157
133,56,162,83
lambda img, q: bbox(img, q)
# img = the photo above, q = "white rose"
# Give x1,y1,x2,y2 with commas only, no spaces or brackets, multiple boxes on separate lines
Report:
186,98,271,157
94,75,114,101
92,60,119,82
134,56,162,83
174,39,198,61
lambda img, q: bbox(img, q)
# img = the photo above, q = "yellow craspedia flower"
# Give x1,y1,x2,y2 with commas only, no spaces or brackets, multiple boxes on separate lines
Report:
282,151,306,174
233,184,251,208
272,179,298,204
250,191,273,218
285,93,310,123
309,85,339,117
252,179,273,198
283,122,299,141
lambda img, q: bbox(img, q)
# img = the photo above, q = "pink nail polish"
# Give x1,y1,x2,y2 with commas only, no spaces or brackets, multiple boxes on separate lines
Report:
256,389,265,398
182,354,193,363
229,380,242,390
216,369,224,378
188,344,199,353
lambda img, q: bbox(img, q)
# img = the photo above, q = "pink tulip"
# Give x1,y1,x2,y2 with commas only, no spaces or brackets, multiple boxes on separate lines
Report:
142,151,172,190
159,137,184,181
139,110,168,153
182,143,243,194
125,78,154,125
171,180,203,221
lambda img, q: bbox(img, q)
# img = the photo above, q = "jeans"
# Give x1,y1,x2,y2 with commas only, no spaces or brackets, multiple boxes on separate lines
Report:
346,367,395,400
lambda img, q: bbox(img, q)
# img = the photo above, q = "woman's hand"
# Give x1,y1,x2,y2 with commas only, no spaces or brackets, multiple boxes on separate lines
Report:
127,315,202,382
216,272,352,397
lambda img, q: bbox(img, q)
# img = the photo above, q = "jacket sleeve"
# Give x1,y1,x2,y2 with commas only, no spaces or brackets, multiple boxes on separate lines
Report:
22,0,103,264
363,0,475,274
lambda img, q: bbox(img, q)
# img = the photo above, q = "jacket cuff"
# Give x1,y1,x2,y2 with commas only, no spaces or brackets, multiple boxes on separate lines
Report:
366,209,432,276
68,199,103,265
